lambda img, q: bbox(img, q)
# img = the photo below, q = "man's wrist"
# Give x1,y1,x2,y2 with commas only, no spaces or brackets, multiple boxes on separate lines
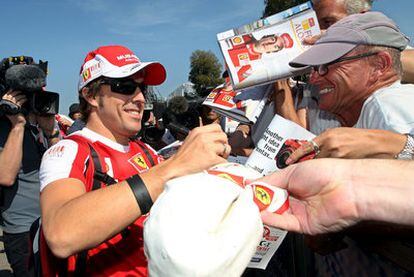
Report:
11,122,26,131
351,159,414,224
368,130,406,158
344,159,367,222
395,134,414,160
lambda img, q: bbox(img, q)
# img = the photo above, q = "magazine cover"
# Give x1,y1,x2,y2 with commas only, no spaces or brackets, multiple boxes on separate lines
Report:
246,114,315,176
217,5,320,90
202,78,272,125
217,1,313,40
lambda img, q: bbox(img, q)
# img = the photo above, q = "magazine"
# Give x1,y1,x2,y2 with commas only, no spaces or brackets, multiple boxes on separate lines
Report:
216,1,313,40
244,114,316,270
202,78,272,125
217,2,320,90
246,114,315,176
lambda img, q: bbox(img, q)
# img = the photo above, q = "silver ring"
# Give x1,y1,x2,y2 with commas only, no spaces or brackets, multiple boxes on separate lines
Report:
310,140,320,156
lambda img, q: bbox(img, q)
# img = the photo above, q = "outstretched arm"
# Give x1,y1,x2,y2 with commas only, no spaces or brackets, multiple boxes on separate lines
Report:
258,158,414,235
286,128,407,165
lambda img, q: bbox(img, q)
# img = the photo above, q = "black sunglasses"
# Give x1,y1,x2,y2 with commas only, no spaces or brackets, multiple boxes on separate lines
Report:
100,77,147,95
312,52,379,76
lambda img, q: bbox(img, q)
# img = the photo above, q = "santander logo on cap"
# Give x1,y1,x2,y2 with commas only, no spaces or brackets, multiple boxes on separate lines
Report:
103,46,141,66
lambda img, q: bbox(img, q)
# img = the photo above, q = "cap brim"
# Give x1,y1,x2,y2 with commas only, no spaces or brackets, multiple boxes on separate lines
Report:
104,61,167,85
289,42,356,68
140,62,167,86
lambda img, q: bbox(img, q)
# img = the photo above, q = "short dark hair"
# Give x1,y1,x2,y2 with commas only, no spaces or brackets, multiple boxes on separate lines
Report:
79,79,102,121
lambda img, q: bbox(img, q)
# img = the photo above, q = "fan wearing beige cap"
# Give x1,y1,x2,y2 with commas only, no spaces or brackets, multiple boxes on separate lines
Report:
285,12,414,164
38,45,231,275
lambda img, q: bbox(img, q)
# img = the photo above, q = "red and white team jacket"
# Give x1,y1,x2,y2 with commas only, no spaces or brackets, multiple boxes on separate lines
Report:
39,128,162,276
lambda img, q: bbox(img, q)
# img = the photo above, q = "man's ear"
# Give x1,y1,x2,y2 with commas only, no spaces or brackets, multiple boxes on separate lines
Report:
81,87,98,108
374,51,393,74
368,51,393,84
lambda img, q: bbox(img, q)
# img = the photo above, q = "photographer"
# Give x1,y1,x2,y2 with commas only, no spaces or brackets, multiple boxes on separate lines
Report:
140,96,202,150
0,57,59,276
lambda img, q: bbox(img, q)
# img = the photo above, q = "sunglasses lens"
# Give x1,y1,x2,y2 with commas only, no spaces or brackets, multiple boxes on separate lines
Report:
112,81,138,95
101,78,147,95
138,83,147,94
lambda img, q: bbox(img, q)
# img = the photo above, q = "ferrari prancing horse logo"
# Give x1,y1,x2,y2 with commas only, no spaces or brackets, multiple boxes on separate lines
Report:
128,153,149,173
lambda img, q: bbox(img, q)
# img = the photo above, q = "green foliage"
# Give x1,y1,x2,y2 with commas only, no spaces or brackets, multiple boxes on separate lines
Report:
188,50,223,97
263,0,309,17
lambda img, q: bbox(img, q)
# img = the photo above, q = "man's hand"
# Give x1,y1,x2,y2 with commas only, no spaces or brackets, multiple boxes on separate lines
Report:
57,116,73,129
258,159,360,235
286,128,406,165
302,30,326,45
2,90,27,127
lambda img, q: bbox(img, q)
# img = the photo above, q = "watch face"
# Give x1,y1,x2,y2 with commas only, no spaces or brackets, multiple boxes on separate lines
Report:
397,134,414,160
397,153,413,160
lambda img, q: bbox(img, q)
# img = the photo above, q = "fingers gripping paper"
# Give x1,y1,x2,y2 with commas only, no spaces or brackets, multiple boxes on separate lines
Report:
144,163,288,276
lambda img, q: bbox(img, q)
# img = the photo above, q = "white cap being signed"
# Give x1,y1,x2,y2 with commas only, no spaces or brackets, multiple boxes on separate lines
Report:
144,163,263,276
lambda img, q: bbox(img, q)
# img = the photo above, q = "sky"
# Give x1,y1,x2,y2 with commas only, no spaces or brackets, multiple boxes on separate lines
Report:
2,0,413,115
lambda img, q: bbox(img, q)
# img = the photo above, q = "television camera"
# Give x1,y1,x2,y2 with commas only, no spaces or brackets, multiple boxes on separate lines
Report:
0,56,59,116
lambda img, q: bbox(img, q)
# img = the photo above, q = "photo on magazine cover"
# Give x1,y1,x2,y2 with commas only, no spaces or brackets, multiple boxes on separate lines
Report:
218,7,320,90
225,32,294,83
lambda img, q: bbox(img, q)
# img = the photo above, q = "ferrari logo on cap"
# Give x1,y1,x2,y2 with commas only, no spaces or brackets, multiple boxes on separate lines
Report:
253,185,275,210
82,68,91,82
129,154,149,173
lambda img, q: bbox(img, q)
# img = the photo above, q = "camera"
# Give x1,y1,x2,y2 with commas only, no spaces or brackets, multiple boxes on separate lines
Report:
0,56,59,116
140,96,201,148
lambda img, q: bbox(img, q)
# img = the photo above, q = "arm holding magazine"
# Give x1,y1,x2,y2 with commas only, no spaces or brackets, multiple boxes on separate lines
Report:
286,128,407,165
273,79,307,128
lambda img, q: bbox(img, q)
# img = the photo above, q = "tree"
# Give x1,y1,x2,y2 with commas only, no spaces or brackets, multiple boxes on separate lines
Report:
188,50,223,97
263,0,308,17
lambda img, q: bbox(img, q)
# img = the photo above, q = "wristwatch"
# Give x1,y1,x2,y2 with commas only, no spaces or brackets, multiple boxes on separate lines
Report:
395,134,414,160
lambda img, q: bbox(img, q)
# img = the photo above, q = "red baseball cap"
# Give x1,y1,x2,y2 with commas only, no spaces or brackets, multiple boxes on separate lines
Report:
78,45,166,91
281,33,294,48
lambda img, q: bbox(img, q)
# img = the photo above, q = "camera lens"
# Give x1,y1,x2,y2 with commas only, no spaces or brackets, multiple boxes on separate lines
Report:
34,95,51,113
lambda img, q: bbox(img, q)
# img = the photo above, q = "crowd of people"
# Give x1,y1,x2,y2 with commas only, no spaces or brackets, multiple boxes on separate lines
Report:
0,0,413,276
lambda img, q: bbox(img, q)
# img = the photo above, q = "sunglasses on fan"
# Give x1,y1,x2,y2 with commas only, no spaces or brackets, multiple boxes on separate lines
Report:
100,77,148,95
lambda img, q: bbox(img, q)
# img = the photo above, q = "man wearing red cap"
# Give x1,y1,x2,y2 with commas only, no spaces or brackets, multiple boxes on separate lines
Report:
39,45,230,276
